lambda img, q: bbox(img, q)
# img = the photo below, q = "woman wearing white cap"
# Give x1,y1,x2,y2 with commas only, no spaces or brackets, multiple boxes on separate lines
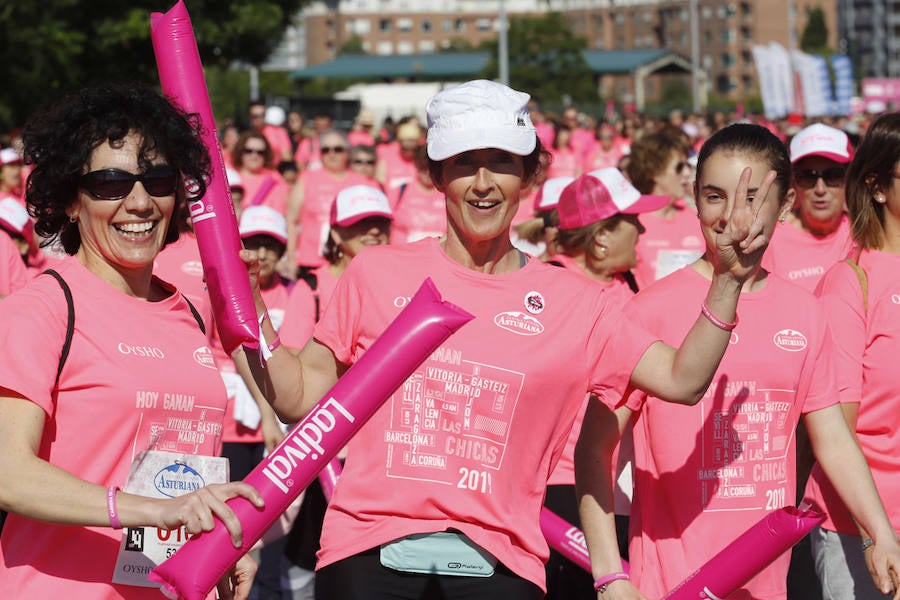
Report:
577,123,900,600
243,79,778,599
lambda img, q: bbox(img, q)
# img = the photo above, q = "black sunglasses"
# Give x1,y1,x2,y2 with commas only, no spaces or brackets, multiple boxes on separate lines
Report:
321,146,346,154
352,158,376,165
674,161,688,174
79,167,177,201
243,148,267,156
795,167,846,189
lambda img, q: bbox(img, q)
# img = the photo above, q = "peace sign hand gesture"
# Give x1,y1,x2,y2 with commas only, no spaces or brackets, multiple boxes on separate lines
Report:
713,167,779,283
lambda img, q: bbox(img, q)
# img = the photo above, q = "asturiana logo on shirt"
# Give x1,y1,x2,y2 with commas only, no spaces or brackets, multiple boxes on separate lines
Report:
773,329,807,352
493,311,544,336
154,462,206,498
261,397,355,494
193,346,217,370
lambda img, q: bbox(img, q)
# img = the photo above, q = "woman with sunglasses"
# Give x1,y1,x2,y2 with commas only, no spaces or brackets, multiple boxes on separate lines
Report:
232,131,290,218
627,128,704,289
803,112,900,600
0,83,262,600
285,129,368,277
242,79,783,599
762,123,854,293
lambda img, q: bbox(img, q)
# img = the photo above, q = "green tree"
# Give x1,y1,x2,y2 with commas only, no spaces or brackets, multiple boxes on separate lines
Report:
800,7,830,54
339,35,367,55
479,12,596,106
0,1,309,132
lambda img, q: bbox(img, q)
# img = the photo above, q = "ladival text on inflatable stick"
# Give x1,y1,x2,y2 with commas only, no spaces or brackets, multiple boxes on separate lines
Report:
149,278,474,600
151,0,258,355
662,506,824,599
539,508,629,575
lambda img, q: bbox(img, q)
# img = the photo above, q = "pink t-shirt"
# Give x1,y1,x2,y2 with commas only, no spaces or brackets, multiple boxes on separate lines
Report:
313,237,657,590
295,170,368,268
633,206,705,289
0,257,225,599
544,253,634,487
0,231,27,296
279,264,341,350
388,181,446,244
294,137,321,172
347,130,376,147
153,233,214,337
584,144,624,171
239,168,290,215
621,267,836,600
262,125,292,165
761,216,852,292
380,147,417,192
803,251,900,535
546,146,582,179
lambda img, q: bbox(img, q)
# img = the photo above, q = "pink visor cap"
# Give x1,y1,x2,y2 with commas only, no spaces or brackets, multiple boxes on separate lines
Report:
239,205,288,245
533,176,574,212
330,184,393,227
789,123,853,164
426,79,537,161
557,168,668,230
0,198,33,243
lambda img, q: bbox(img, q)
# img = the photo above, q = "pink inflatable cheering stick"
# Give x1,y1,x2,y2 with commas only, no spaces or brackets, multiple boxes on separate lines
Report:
662,506,824,599
149,278,473,600
540,508,592,573
151,0,258,355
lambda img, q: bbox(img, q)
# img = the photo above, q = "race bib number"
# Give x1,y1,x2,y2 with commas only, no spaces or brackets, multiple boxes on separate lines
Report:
111,450,228,587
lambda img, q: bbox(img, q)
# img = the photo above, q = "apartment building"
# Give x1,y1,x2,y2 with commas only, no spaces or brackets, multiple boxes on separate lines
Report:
297,0,839,101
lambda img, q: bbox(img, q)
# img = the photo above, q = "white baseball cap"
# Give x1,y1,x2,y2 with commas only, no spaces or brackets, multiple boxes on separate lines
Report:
789,123,853,164
0,198,32,243
0,147,22,166
264,106,286,127
533,176,575,212
426,79,537,161
557,168,668,230
239,205,288,245
330,185,393,227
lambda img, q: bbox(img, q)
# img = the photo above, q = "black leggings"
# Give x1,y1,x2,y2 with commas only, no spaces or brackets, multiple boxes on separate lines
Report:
315,546,543,600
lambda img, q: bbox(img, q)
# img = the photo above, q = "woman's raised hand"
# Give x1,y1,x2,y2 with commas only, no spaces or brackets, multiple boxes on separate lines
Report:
714,167,778,282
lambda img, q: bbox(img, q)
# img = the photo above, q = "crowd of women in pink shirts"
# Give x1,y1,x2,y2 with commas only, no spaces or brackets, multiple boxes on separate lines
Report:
1,89,898,600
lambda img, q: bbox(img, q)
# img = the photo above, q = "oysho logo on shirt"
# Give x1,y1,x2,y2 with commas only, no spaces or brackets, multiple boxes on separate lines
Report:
773,329,808,352
193,346,217,369
118,343,165,359
493,311,544,336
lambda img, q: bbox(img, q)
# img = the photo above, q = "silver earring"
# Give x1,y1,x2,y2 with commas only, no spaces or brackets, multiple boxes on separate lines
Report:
68,213,78,223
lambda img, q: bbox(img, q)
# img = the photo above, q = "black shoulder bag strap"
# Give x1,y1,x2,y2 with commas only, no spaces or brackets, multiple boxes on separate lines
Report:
43,269,74,386
181,294,206,335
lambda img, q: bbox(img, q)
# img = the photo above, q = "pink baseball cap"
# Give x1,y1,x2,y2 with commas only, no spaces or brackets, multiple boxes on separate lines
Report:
533,176,574,212
557,168,668,230
789,123,853,164
239,205,288,245
330,184,393,227
0,147,23,166
0,198,33,243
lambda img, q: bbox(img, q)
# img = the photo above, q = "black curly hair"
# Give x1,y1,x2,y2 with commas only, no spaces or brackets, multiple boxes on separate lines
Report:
22,82,211,254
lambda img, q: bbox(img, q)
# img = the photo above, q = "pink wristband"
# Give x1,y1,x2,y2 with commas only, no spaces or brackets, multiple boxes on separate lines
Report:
701,301,738,331
107,486,123,530
594,571,629,593
266,335,281,353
